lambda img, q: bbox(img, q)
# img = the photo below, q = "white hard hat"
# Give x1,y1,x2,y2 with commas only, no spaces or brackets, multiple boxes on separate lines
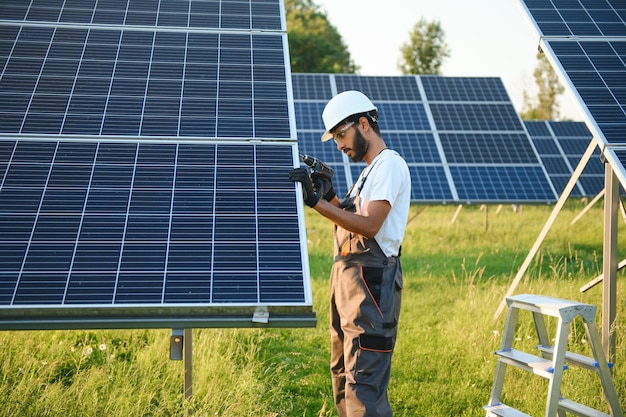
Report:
321,90,377,142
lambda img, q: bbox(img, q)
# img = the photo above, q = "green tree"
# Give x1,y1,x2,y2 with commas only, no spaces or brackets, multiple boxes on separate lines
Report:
285,0,358,73
520,52,565,120
398,18,450,75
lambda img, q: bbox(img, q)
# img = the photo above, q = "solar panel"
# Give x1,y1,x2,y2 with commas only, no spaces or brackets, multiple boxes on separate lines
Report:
525,120,604,197
0,1,314,330
0,12,292,139
519,0,626,148
0,139,313,329
293,73,557,203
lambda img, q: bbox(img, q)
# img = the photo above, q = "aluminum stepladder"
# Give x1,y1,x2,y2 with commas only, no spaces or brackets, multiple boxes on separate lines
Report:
484,294,623,417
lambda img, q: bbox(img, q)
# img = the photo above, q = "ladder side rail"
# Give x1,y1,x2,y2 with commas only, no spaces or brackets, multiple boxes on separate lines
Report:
501,305,521,350
532,311,552,352
488,306,521,408
583,321,623,417
545,319,570,417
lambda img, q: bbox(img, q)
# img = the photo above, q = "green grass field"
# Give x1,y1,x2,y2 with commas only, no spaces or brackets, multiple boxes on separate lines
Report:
1,202,624,416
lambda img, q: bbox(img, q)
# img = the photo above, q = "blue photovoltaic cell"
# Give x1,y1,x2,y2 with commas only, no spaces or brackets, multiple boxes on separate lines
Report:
0,140,307,311
429,103,522,131
384,133,441,164
377,103,431,131
335,75,422,101
451,166,557,202
440,133,538,164
407,166,454,202
421,76,511,102
292,73,333,100
295,102,327,130
292,73,557,203
524,120,603,196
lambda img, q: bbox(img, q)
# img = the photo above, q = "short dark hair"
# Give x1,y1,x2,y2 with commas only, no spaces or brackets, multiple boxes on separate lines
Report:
347,111,380,135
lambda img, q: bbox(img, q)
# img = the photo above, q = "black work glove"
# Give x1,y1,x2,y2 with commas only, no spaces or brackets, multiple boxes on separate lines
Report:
289,168,319,208
311,173,336,202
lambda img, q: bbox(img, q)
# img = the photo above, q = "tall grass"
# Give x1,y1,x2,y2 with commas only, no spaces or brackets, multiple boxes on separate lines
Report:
0,202,624,416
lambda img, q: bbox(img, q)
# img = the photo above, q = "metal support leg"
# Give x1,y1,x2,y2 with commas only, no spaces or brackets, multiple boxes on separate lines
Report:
170,328,193,399
184,328,193,399
603,164,618,363
545,320,568,417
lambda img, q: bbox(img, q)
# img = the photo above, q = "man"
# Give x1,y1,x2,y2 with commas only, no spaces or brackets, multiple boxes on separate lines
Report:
289,90,411,417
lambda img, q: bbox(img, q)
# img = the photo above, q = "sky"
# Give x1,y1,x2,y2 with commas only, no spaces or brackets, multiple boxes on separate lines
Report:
313,0,584,121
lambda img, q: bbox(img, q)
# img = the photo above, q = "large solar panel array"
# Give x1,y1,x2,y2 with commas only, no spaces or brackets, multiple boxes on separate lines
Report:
293,73,558,203
518,0,626,178
0,0,314,330
525,120,604,197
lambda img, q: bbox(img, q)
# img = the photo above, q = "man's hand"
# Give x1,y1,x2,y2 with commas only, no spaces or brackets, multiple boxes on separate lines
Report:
289,168,319,208
311,173,336,202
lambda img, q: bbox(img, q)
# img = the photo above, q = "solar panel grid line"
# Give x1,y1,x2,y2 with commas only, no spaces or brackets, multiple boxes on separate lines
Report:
413,75,458,201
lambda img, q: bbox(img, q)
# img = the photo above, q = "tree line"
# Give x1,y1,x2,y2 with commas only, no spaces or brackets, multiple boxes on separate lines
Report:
285,0,564,120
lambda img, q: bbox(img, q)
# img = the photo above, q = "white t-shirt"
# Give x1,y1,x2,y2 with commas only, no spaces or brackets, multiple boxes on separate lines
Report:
350,149,411,257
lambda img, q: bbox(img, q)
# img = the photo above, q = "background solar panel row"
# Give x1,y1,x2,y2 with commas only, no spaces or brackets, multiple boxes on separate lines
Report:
525,120,604,197
293,73,558,203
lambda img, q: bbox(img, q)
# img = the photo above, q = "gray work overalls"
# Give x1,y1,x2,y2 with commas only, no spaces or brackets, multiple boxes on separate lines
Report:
329,182,403,417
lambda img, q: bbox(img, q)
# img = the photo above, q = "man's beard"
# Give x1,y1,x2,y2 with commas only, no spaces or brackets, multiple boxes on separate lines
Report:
349,128,368,162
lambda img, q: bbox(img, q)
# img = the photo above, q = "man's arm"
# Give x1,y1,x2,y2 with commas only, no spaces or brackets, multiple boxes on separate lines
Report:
312,198,391,239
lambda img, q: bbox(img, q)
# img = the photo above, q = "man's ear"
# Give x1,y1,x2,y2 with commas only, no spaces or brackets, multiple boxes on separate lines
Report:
358,115,370,131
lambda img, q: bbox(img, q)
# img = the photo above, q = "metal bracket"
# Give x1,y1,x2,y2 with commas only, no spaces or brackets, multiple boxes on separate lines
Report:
252,306,269,324
170,328,184,360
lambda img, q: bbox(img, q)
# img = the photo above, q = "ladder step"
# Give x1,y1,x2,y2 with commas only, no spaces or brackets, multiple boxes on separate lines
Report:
507,294,597,323
559,398,611,417
496,348,567,378
537,345,613,372
484,403,531,417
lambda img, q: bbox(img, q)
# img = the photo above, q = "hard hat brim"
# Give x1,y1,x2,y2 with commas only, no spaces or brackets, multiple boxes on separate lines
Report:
321,131,333,142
